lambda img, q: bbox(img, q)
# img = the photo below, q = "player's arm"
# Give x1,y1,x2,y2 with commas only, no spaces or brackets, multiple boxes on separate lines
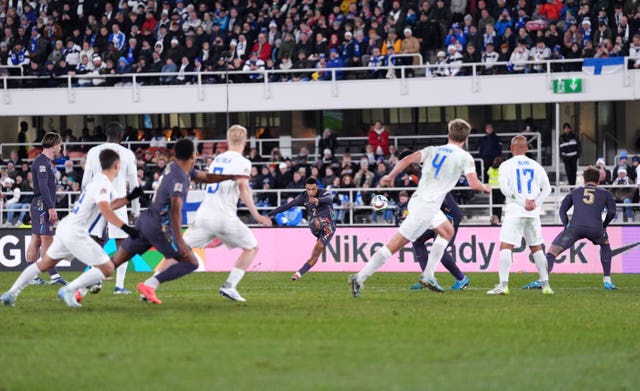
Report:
534,173,552,208
558,193,573,226
380,151,422,186
126,156,141,217
97,200,138,238
110,187,144,210
267,196,300,217
238,177,272,226
316,191,333,205
193,170,249,183
170,195,189,253
81,152,95,191
464,171,490,193
603,194,617,227
498,167,525,207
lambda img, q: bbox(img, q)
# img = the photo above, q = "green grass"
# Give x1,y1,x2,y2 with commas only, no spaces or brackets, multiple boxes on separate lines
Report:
1,272,639,391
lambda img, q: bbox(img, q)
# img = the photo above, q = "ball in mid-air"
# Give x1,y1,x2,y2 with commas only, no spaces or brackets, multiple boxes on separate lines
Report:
371,194,389,212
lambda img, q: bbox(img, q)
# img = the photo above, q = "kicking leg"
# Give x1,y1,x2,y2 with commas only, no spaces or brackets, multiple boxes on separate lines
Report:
292,240,324,280
1,256,60,305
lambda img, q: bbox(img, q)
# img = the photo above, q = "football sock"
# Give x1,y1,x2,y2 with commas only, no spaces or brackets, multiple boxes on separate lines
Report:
298,263,312,276
226,267,245,288
8,263,41,296
440,251,465,281
546,252,556,273
48,266,61,279
499,249,512,287
357,245,391,285
155,262,197,284
532,250,549,286
115,261,128,288
424,236,449,280
603,276,612,284
144,277,160,289
600,244,612,277
412,242,429,271
66,268,105,292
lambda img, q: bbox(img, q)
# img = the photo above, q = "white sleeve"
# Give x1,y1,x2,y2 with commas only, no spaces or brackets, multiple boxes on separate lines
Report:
419,146,432,164
462,152,476,175
81,150,96,191
126,151,140,216
6,188,20,206
93,179,111,204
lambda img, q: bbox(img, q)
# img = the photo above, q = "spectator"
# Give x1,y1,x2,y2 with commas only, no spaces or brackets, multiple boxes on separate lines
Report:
160,57,178,84
596,158,613,185
17,121,29,160
368,120,389,158
318,128,338,157
559,122,581,186
353,157,375,188
612,168,635,221
478,123,502,182
4,175,28,226
613,152,634,181
488,156,504,223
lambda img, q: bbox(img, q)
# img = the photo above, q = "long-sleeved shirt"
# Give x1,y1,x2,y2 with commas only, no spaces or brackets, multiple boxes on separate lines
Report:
31,154,57,210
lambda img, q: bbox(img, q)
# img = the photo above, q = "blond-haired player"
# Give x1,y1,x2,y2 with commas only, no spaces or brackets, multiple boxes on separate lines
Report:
158,125,272,302
350,119,491,297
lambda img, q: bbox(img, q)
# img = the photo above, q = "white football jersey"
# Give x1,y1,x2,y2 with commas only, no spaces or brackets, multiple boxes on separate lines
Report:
414,144,476,205
197,151,251,218
66,173,112,233
498,154,551,218
82,142,139,215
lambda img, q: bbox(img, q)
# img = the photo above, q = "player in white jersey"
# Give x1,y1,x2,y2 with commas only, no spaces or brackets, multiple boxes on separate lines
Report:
82,122,142,294
156,125,272,302
487,135,553,295
350,119,491,297
0,149,143,307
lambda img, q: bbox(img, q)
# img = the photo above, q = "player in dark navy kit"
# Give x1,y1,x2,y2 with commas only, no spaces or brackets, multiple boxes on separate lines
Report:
87,139,245,304
409,193,471,291
523,166,618,290
27,132,67,286
267,177,337,280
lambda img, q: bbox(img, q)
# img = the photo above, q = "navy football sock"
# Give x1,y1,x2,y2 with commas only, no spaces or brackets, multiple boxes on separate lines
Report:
412,243,428,272
545,252,556,273
155,262,198,284
48,266,60,278
600,245,612,277
441,252,465,281
298,263,312,276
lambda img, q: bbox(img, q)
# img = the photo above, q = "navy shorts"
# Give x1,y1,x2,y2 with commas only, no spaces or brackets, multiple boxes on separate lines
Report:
121,213,183,259
309,217,336,246
30,197,54,236
552,225,608,249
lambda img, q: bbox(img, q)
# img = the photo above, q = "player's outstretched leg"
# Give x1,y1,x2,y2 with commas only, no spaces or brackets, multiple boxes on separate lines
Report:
441,252,469,290
114,262,131,294
418,236,449,293
1,262,51,306
219,247,258,302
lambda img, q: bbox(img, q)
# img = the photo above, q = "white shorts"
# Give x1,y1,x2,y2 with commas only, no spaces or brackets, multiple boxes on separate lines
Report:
47,220,111,266
499,215,544,247
398,199,448,242
183,216,258,250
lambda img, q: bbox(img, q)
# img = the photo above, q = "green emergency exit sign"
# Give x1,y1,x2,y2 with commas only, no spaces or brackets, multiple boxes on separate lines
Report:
553,78,582,94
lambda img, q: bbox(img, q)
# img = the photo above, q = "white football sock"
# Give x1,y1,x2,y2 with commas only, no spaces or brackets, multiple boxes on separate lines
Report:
603,276,612,283
499,249,512,287
423,236,449,280
67,268,106,291
226,267,245,288
144,277,160,288
8,263,42,297
357,245,391,285
115,261,128,289
532,250,549,286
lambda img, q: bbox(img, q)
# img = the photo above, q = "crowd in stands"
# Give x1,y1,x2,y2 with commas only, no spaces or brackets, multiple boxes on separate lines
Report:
2,0,640,86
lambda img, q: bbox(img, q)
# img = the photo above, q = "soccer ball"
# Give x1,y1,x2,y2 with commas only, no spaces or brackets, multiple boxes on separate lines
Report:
371,194,389,212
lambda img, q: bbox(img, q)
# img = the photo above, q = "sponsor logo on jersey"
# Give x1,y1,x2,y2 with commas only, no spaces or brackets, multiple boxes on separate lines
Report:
174,183,183,192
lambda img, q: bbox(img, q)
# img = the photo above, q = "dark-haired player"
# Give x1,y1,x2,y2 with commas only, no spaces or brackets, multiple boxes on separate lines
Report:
107,139,245,304
409,193,470,291
523,166,618,290
267,177,337,281
1,149,141,307
27,132,66,286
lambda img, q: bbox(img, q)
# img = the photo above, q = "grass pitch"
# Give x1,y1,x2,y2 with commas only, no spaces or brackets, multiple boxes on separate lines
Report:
0,272,638,391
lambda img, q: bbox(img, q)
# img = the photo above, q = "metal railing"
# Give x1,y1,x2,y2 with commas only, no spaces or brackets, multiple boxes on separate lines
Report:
0,57,626,97
2,183,638,227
